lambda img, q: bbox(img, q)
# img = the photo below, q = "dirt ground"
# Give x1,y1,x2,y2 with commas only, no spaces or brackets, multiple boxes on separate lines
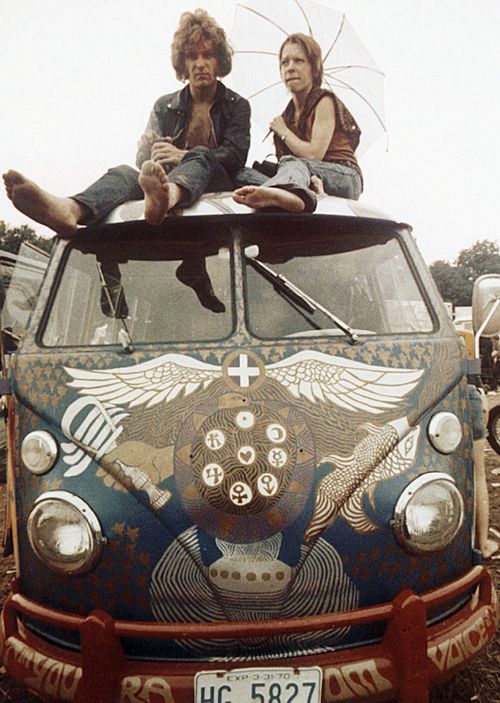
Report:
0,447,498,703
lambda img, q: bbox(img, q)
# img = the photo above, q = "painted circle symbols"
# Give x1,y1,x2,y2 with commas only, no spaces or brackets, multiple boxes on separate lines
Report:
205,429,225,451
202,463,224,487
267,447,288,469
236,410,255,429
229,482,253,506
257,473,279,497
266,423,287,444
237,445,256,466
222,350,265,392
174,396,316,542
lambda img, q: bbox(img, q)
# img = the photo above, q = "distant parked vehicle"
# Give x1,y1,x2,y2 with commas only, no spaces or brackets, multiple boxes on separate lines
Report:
453,318,472,333
487,402,500,454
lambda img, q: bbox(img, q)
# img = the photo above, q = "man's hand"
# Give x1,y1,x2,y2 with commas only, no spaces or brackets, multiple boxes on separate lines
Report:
151,139,187,166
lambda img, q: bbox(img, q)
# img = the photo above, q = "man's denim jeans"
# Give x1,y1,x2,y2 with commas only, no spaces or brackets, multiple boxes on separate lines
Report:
236,155,363,210
73,146,233,225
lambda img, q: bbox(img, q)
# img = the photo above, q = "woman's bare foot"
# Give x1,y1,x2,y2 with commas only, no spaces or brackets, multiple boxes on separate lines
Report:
139,160,182,224
2,170,82,235
310,175,325,196
233,185,305,212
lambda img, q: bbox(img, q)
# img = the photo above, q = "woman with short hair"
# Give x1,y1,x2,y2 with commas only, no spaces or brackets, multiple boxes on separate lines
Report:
233,33,363,213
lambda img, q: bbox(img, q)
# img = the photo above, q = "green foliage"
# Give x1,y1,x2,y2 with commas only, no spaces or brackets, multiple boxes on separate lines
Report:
455,240,500,283
430,260,468,306
430,239,500,307
0,220,53,255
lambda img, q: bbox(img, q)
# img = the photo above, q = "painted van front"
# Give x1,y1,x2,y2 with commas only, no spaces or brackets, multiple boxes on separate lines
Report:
1,195,497,703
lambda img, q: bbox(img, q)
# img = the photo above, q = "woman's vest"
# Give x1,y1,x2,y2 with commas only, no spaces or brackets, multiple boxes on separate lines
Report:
274,87,361,172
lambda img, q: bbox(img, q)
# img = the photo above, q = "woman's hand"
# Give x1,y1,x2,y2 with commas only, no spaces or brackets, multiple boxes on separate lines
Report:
269,115,288,140
272,97,336,161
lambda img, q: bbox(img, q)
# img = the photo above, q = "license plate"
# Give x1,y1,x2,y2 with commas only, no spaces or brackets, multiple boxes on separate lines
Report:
195,666,322,703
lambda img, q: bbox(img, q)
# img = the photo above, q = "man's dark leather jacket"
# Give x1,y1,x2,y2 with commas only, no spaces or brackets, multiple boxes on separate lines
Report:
136,81,250,174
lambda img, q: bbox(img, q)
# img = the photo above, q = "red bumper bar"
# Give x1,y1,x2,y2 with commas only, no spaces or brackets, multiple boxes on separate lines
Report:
1,566,497,703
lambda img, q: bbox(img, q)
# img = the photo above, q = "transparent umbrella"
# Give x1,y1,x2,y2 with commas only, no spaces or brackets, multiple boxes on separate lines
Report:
229,0,387,155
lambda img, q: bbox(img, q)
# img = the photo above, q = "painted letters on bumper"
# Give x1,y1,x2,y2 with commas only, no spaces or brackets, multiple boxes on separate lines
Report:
1,566,497,703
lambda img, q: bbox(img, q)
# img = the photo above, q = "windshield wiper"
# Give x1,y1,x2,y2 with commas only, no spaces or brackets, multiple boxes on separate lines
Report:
247,257,359,345
97,263,134,353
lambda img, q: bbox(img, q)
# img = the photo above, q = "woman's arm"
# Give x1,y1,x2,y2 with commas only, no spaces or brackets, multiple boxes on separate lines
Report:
271,96,336,161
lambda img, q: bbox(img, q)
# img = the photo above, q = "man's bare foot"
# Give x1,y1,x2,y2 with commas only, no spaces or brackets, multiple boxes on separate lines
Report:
233,185,305,212
481,538,499,559
2,170,82,235
139,160,181,225
176,259,225,313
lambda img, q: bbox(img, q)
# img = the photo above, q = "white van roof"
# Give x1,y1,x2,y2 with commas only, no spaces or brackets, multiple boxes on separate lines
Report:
104,193,399,226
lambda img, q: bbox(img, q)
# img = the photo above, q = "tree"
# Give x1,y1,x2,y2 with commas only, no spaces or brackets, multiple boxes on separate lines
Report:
430,239,500,307
0,220,53,255
455,240,500,284
429,260,468,306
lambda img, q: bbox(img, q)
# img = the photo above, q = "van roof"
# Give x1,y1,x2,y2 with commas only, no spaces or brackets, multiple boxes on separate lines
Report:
104,193,404,227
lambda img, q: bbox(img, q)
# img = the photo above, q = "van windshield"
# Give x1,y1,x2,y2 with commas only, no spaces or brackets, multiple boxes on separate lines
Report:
242,218,433,338
41,217,433,348
42,229,233,347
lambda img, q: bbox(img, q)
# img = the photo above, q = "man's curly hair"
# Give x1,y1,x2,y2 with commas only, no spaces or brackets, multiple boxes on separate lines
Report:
171,9,233,80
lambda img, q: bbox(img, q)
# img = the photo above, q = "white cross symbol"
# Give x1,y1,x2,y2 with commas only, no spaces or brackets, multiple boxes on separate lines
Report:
227,354,260,388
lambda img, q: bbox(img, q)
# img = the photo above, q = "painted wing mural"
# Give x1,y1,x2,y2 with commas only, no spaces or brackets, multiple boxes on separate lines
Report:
65,350,424,414
57,348,427,650
304,417,415,542
266,350,423,413
337,424,421,533
60,354,222,477
64,353,222,408
60,351,423,517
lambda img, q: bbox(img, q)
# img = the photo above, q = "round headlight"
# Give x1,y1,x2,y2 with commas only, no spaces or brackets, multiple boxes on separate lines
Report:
428,412,462,453
27,491,105,574
21,431,58,474
393,473,464,554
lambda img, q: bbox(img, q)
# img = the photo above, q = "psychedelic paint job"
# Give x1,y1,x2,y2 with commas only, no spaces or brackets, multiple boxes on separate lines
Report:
11,329,472,656
1,199,496,703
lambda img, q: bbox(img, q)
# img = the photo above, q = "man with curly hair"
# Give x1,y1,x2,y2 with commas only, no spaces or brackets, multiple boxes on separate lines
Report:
3,9,250,233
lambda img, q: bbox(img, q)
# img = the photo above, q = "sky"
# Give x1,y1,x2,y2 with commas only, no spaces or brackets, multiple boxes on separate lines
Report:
1,0,499,265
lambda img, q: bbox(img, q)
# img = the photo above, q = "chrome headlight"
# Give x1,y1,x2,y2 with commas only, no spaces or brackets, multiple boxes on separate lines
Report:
27,491,105,574
393,473,464,554
428,412,462,453
21,430,58,474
